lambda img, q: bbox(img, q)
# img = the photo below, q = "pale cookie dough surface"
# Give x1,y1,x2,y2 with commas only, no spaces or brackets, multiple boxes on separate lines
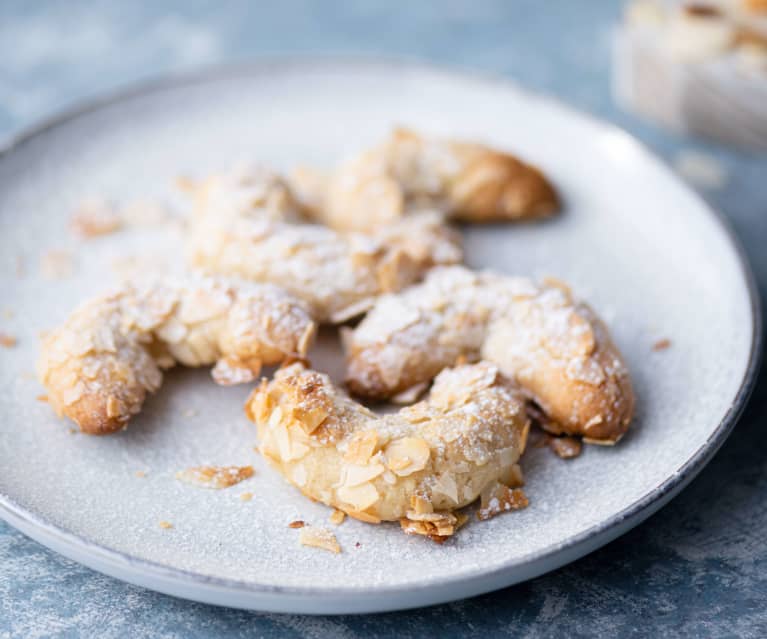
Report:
345,266,634,443
187,166,462,322
247,362,529,534
292,127,560,231
38,276,316,434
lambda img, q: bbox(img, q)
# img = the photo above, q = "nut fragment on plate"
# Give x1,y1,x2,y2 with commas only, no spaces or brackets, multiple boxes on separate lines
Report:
400,511,469,544
549,436,582,459
40,250,75,279
477,482,529,521
288,520,306,529
299,525,341,553
329,509,346,525
176,465,254,489
0,333,17,348
70,198,122,238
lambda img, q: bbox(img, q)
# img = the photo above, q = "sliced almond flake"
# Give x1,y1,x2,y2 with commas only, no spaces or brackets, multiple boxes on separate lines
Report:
477,483,529,521
549,436,582,459
212,357,259,386
343,430,379,465
299,525,341,554
176,465,254,489
70,198,122,238
329,509,346,525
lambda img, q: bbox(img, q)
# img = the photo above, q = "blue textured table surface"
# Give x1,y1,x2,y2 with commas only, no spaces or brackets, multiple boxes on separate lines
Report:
1,1,766,637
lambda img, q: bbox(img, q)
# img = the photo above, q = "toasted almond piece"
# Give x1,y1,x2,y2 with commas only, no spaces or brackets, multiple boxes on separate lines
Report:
70,199,122,238
410,495,433,514
337,482,380,511
385,437,431,477
344,430,379,465
329,509,346,525
299,525,341,554
346,510,381,524
175,465,254,489
342,462,385,487
549,436,582,459
0,333,17,348
477,482,529,521
288,520,306,529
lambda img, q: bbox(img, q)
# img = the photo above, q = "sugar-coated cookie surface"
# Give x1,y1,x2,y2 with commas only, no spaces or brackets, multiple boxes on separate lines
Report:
345,266,634,443
38,277,316,435
246,362,530,539
186,166,462,323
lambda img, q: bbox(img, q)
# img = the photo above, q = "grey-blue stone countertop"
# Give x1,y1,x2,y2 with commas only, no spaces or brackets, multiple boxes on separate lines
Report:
1,1,766,637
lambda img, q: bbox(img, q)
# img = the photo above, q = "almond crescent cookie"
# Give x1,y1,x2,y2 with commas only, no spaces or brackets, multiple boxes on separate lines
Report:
186,166,462,323
292,128,560,231
344,266,634,444
246,362,529,536
38,277,316,435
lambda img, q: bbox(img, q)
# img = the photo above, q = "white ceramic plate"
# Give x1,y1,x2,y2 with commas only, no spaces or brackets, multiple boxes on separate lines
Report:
0,59,760,614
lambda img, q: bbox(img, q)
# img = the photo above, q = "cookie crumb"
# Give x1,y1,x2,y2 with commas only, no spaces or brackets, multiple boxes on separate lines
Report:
176,465,254,489
159,521,173,529
299,525,341,554
36,394,48,403
653,338,671,351
329,509,346,525
134,470,147,478
0,333,17,348
549,436,582,459
70,198,122,238
288,520,306,529
239,492,253,502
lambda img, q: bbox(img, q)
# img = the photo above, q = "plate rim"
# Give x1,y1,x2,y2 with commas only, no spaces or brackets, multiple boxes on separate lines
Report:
0,55,762,611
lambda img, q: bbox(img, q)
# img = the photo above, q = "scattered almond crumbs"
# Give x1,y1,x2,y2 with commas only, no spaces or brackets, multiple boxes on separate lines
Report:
40,250,75,279
239,492,253,502
288,520,306,529
549,436,582,459
329,509,346,525
299,525,341,554
477,482,529,521
70,198,122,238
159,521,173,529
0,333,17,348
653,338,671,352
175,465,254,489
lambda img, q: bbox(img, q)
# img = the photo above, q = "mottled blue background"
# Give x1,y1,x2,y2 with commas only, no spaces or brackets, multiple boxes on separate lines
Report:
1,1,766,637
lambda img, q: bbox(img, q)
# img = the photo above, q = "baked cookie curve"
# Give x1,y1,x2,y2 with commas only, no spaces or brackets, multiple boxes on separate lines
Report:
246,361,529,535
291,128,560,232
38,277,316,435
186,166,462,323
344,266,634,444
